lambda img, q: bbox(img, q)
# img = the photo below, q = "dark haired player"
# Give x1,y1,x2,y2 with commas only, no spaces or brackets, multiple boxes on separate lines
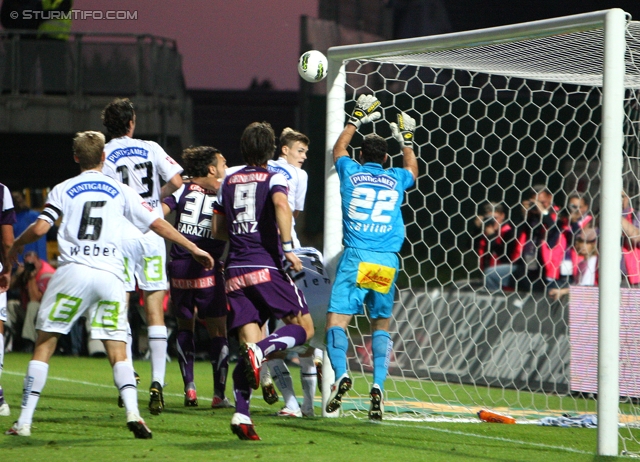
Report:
162,146,232,408
324,94,418,421
213,121,314,440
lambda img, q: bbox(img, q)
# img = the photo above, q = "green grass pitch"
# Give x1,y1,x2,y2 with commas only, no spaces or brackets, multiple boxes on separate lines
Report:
0,352,635,461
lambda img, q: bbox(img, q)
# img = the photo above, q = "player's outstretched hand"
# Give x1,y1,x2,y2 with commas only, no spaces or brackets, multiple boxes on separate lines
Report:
284,250,303,273
192,248,214,270
390,111,416,148
348,94,382,128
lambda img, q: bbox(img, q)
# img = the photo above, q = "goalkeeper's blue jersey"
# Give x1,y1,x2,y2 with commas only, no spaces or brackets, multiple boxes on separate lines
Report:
336,156,415,253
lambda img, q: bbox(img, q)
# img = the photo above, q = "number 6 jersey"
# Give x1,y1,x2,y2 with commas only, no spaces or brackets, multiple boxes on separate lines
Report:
38,170,158,278
336,156,415,252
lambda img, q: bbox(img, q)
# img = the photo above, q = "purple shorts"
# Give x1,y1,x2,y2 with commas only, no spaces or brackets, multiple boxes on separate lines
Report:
168,258,227,320
225,266,309,333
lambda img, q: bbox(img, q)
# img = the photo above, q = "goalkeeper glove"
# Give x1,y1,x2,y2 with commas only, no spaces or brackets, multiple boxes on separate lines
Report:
390,112,416,148
348,94,382,128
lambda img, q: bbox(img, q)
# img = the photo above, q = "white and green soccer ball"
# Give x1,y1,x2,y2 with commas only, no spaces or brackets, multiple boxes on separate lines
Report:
298,50,328,83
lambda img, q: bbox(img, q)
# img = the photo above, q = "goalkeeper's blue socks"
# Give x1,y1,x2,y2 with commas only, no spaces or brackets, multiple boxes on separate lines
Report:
326,326,349,378
372,330,393,392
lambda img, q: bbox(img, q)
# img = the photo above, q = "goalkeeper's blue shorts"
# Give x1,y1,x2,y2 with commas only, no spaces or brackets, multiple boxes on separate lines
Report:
328,247,399,319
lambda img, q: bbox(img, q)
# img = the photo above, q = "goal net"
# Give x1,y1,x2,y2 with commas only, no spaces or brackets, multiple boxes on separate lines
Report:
322,8,640,456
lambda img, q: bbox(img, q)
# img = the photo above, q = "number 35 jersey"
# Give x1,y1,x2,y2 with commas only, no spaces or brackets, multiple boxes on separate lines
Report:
38,170,158,279
336,157,415,253
102,137,183,218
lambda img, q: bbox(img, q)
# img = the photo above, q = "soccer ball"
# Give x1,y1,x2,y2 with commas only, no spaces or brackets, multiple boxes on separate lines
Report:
298,50,328,83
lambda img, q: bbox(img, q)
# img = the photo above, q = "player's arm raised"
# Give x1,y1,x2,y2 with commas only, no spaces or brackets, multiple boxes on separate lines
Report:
390,112,419,180
333,94,382,164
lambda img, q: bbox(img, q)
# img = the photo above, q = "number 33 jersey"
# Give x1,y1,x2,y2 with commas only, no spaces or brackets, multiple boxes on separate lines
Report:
102,137,183,218
336,157,415,253
38,170,158,279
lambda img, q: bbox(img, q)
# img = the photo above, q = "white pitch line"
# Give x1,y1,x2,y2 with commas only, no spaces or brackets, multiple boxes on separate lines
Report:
2,369,261,402
0,371,602,455
381,421,592,455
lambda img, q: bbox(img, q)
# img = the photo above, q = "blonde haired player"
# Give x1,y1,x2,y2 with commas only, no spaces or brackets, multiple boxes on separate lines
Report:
5,131,213,438
262,128,326,417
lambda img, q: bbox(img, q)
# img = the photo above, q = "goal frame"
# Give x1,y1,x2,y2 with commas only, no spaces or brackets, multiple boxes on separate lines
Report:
322,9,626,456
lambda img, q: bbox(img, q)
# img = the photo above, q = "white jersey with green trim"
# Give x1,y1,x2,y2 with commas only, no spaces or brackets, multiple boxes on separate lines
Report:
102,136,183,219
38,170,158,280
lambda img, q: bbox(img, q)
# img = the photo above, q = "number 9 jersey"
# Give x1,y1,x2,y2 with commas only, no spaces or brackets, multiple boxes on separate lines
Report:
335,156,415,252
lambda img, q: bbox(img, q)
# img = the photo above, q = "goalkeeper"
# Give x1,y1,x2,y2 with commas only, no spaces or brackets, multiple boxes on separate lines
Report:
325,94,418,420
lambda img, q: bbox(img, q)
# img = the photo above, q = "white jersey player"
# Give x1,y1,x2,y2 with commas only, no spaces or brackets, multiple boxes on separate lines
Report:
101,98,183,415
262,128,328,418
266,130,308,248
0,183,15,417
5,131,213,439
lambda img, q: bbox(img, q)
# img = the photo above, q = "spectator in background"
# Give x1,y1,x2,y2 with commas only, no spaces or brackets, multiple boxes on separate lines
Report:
513,186,557,291
474,202,516,292
7,251,55,352
548,227,599,300
620,190,640,287
545,193,594,293
11,190,47,263
534,184,556,213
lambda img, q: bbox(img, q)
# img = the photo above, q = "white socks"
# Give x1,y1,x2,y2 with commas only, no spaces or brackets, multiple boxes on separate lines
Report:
147,325,167,385
113,361,139,416
17,360,49,427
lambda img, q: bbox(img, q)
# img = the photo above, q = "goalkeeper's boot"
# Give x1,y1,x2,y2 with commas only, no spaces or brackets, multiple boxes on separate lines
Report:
0,386,10,416
261,379,279,405
211,396,233,408
240,343,263,390
118,370,140,408
149,381,165,415
230,412,261,441
184,383,198,407
325,373,352,413
368,385,384,421
126,412,152,439
5,422,30,436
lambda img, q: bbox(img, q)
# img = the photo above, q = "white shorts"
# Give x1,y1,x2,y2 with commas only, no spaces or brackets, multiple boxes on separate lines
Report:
122,230,168,292
36,264,128,342
0,292,6,323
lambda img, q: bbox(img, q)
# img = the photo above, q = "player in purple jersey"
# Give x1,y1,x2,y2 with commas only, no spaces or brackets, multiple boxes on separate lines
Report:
212,121,314,441
0,183,16,417
162,146,232,409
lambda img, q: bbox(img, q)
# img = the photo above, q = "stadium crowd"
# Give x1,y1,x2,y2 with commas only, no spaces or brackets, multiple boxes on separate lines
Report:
473,185,640,297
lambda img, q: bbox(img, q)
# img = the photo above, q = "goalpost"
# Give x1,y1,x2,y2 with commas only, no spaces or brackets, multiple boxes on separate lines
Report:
322,9,640,457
